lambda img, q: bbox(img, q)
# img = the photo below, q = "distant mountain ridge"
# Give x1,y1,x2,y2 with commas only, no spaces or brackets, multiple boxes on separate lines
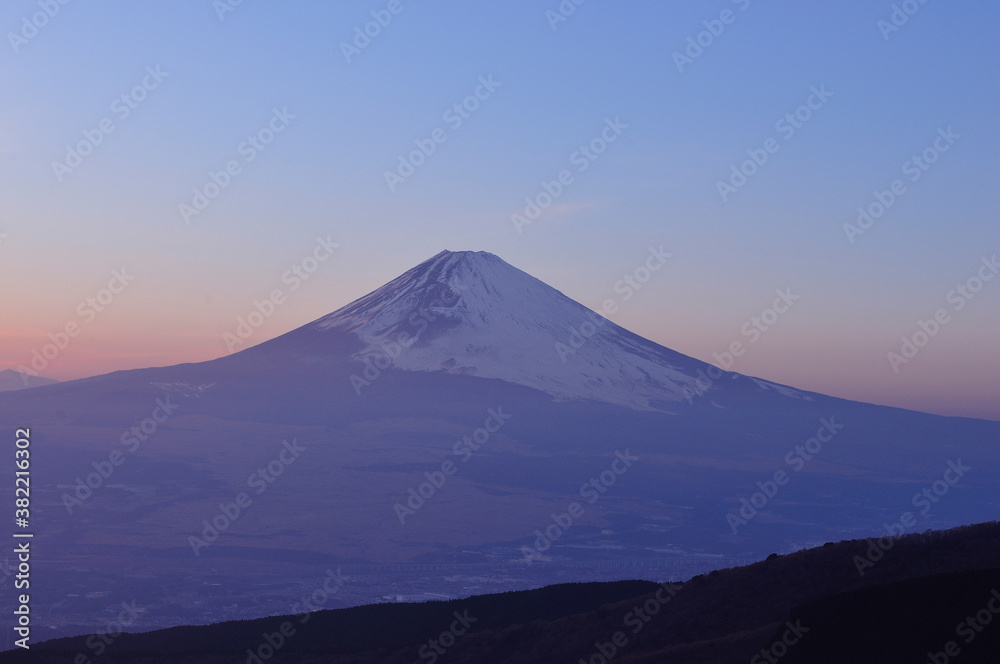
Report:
0,369,58,392
10,522,999,664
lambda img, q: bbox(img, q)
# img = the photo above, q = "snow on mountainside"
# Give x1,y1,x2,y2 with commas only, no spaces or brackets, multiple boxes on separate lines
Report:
313,250,803,410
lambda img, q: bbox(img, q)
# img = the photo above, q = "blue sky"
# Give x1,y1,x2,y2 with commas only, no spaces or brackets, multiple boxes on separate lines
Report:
1,0,997,418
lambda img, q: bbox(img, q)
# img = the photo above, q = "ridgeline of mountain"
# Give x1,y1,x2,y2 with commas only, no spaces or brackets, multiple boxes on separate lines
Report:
308,249,734,410
8,522,999,664
0,369,58,392
0,250,996,636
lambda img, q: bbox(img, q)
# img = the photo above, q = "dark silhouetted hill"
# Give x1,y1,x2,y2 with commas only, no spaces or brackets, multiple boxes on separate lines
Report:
5,521,1000,663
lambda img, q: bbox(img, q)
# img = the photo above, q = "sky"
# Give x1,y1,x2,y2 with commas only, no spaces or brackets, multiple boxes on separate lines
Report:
0,0,997,420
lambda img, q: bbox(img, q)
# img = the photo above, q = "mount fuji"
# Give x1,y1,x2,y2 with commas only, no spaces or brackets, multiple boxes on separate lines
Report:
312,250,794,409
1,250,997,636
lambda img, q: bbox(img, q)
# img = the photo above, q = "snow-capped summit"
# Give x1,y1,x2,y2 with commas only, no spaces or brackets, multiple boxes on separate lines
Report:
313,250,731,410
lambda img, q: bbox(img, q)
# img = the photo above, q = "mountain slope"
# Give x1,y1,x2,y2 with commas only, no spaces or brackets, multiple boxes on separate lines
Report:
0,369,59,392
0,250,996,637
309,249,726,410
9,522,1000,664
